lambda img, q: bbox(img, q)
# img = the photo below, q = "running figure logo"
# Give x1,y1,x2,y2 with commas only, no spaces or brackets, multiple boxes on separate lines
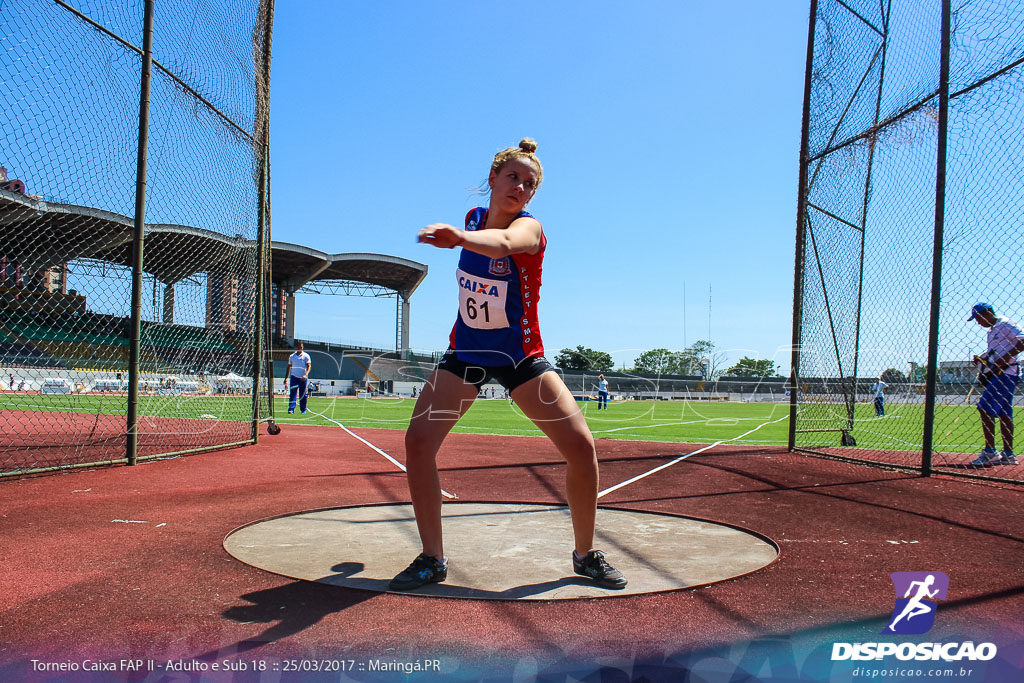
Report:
882,572,949,635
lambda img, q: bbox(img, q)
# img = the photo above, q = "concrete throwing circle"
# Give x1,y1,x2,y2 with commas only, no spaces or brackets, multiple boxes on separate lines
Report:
224,503,778,600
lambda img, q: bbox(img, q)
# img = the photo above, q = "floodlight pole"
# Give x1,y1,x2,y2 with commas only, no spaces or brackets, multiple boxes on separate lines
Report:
789,0,818,451
127,0,155,466
921,0,952,477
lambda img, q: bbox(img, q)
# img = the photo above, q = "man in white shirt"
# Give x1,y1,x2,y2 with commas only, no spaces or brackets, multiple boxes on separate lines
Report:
871,378,888,417
597,374,610,410
968,303,1024,466
286,340,312,415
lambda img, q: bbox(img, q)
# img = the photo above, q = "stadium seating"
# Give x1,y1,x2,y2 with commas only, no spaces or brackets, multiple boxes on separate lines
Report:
0,339,59,367
140,322,235,351
0,308,257,375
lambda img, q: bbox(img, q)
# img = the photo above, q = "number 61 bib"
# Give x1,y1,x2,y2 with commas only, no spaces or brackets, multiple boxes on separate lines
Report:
456,268,510,330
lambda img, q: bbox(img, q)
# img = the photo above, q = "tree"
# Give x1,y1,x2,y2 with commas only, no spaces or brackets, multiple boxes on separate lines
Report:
632,341,727,378
679,340,727,379
879,368,907,384
676,340,715,376
632,348,682,375
723,357,781,378
553,345,614,372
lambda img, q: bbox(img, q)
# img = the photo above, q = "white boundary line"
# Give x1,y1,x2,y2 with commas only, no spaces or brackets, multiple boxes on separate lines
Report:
591,418,712,434
591,415,785,435
597,414,791,499
305,408,457,499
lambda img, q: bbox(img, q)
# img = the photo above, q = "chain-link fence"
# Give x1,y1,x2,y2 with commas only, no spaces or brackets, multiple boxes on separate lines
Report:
791,0,1024,483
0,0,274,475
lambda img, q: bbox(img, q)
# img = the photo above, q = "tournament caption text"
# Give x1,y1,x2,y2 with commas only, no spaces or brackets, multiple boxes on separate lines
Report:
32,657,443,674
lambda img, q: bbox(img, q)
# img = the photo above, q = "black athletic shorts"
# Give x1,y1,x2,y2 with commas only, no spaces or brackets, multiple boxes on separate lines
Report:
436,349,555,392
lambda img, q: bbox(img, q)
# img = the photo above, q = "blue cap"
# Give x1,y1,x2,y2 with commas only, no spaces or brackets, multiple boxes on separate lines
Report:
968,302,993,321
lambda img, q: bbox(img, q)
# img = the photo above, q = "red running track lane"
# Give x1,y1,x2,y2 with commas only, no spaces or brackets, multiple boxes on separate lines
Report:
1,423,1022,678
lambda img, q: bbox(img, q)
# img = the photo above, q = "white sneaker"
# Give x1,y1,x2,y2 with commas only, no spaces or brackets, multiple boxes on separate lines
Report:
970,449,1000,467
999,451,1018,465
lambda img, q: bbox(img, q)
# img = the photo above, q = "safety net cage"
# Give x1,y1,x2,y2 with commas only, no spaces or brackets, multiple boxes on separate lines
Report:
790,0,1024,483
0,0,275,475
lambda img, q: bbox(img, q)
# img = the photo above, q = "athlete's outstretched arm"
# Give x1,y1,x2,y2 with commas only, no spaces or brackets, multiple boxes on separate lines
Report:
418,217,542,258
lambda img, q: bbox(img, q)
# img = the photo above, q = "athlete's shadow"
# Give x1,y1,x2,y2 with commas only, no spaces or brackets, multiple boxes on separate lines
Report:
312,560,604,599
192,562,373,660
377,576,596,600
193,560,613,662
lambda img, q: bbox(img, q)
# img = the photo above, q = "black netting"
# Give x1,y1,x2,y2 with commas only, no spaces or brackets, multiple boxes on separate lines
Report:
1,0,274,474
793,0,1023,482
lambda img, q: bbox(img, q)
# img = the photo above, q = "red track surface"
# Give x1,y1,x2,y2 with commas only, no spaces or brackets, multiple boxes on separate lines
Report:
1,424,1022,681
0,410,252,471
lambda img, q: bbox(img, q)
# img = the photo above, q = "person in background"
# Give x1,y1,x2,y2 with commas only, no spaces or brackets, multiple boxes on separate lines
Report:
870,377,888,417
967,303,1024,467
286,340,312,415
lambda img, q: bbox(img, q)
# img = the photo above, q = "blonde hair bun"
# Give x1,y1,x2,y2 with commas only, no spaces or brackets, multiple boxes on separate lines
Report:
488,138,544,191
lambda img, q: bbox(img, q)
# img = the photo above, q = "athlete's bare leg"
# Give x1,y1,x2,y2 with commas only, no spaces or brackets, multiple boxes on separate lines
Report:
980,410,997,451
404,368,478,560
1000,416,1014,452
512,371,598,556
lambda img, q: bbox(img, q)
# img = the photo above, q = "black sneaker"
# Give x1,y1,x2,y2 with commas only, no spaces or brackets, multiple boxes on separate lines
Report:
388,553,448,591
573,550,627,589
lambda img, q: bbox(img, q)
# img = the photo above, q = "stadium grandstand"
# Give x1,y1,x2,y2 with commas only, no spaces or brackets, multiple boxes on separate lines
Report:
0,188,428,395
0,174,428,474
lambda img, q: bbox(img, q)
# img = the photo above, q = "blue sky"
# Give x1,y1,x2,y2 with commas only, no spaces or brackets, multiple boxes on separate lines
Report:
270,1,812,373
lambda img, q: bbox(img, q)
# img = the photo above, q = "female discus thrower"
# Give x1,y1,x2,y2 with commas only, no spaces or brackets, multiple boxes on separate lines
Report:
389,139,627,591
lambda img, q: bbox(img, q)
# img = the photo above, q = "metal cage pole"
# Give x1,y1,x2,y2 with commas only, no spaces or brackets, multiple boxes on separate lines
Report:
850,3,892,436
262,156,277,430
126,0,156,466
251,0,275,439
251,143,269,441
789,0,818,451
921,0,952,476
264,160,276,428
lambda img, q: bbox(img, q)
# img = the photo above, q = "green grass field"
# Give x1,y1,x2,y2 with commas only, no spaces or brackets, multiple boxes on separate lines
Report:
278,396,793,444
3,392,1012,454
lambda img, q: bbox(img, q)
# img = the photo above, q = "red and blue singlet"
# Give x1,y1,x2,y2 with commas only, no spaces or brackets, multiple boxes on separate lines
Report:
448,207,546,366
